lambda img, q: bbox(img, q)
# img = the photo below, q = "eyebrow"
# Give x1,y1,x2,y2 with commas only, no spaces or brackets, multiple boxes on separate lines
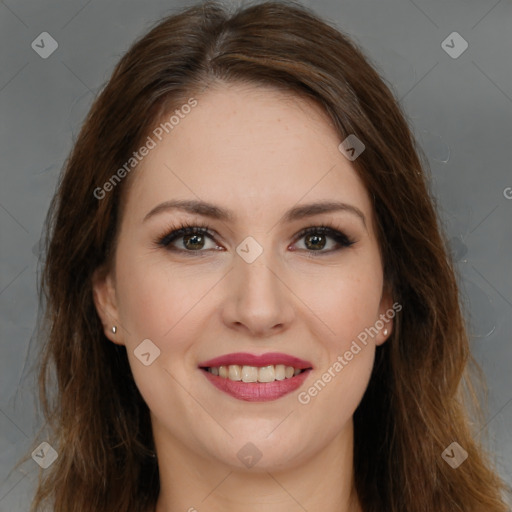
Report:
143,199,367,228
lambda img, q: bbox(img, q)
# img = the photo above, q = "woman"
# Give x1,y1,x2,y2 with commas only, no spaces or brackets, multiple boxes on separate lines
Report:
27,1,511,511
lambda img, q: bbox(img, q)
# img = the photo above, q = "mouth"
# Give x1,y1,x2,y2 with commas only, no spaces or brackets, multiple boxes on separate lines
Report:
203,363,309,381
198,352,313,402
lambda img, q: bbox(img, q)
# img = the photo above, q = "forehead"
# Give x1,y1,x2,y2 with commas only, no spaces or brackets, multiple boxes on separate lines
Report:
122,83,374,229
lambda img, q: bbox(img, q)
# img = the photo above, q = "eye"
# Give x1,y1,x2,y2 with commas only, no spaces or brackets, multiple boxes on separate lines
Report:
155,222,356,256
292,225,356,256
156,222,220,254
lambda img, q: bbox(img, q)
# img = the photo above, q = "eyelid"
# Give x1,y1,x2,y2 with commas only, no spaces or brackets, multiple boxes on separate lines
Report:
155,221,357,254
292,225,355,246
157,222,216,248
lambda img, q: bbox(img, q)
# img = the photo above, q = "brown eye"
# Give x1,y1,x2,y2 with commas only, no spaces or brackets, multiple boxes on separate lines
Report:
182,233,206,250
157,223,355,256
294,226,355,254
158,225,219,253
304,232,327,251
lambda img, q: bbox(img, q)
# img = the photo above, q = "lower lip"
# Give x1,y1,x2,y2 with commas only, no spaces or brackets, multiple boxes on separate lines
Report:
201,369,312,402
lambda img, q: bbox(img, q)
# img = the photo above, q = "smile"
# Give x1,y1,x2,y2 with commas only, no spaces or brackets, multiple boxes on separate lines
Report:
205,363,307,381
198,352,313,402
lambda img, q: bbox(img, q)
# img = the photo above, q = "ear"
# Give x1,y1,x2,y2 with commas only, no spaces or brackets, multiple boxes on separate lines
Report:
375,283,395,347
92,266,125,346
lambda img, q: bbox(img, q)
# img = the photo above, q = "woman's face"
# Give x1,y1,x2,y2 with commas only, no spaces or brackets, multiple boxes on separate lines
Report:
94,82,393,471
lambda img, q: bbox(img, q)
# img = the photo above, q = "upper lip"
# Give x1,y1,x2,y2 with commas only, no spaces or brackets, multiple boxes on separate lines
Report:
198,352,313,369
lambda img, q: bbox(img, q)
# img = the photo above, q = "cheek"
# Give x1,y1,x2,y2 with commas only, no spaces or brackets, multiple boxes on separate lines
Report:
291,255,382,409
113,257,205,429
115,253,209,341
295,267,380,423
292,255,384,343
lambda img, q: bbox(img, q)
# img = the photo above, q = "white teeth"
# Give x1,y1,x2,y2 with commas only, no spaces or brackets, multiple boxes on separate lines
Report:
241,365,258,382
207,364,305,382
274,364,286,381
228,365,242,381
258,365,275,383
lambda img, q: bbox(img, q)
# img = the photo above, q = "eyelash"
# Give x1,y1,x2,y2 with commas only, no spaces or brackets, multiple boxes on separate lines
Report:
155,220,356,257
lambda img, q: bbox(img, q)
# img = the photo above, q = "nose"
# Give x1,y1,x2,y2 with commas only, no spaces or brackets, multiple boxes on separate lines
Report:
220,248,295,338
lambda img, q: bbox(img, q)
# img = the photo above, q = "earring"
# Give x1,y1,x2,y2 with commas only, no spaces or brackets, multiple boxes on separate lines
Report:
383,328,388,336
111,326,117,334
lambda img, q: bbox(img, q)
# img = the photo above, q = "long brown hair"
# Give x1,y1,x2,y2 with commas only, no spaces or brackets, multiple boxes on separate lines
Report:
23,1,511,510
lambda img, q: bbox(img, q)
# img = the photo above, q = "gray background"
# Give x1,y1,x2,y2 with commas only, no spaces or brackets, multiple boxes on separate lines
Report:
1,0,511,509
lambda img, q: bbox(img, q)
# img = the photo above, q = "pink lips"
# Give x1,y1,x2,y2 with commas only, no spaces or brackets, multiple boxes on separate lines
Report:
199,352,312,369
198,352,313,402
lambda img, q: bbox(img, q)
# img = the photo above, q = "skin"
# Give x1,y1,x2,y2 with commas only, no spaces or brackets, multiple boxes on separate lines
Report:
93,82,393,512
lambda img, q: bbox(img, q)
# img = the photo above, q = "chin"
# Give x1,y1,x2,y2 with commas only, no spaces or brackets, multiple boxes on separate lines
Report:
205,428,312,472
